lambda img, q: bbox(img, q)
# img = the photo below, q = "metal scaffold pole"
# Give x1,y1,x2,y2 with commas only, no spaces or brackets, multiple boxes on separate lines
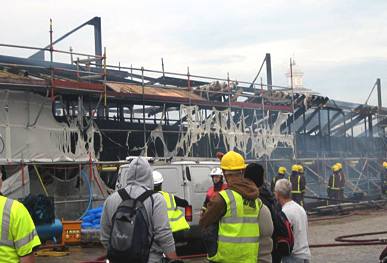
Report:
187,66,192,157
103,47,107,107
260,77,265,126
141,67,147,157
161,58,166,88
49,19,54,100
290,58,297,159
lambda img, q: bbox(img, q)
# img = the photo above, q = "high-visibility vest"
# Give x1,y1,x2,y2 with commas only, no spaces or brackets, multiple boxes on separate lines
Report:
208,189,261,263
0,196,41,262
289,175,302,194
160,191,190,233
329,174,340,190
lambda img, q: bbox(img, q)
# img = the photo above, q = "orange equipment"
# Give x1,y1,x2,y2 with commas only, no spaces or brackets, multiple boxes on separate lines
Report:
61,220,82,245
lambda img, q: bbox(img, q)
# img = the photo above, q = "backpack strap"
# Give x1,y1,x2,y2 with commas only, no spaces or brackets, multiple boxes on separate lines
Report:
136,190,154,203
137,189,155,250
117,188,131,201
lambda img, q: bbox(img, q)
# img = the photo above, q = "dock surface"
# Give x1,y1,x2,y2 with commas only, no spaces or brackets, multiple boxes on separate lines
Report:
36,209,387,263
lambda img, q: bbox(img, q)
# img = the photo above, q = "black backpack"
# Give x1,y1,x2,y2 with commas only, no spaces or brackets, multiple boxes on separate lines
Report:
259,187,294,257
107,188,154,263
274,207,294,256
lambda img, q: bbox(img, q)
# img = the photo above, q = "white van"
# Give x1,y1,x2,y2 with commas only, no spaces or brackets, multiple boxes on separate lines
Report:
116,160,220,238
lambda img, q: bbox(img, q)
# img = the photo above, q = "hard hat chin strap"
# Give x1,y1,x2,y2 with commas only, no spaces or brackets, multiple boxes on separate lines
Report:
154,183,162,192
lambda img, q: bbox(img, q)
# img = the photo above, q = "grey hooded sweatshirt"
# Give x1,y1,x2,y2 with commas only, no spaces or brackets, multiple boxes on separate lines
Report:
100,157,175,263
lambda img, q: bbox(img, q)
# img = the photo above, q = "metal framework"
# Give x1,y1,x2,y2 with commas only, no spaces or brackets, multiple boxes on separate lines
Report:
0,18,386,201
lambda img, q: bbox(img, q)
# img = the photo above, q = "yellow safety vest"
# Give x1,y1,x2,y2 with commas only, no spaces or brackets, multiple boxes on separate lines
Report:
289,175,302,194
329,174,340,190
209,189,261,263
160,191,190,233
0,196,41,262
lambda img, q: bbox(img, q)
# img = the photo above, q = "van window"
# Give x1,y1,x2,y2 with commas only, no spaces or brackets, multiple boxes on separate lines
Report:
153,167,182,195
189,166,212,193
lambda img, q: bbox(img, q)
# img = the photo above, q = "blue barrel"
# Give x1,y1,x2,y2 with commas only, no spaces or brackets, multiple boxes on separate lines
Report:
36,219,63,243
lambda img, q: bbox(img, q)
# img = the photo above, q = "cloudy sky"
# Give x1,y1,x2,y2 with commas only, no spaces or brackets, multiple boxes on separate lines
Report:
1,0,387,105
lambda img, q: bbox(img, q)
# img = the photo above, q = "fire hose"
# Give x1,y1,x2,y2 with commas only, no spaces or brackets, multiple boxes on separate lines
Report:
310,231,387,248
335,231,387,243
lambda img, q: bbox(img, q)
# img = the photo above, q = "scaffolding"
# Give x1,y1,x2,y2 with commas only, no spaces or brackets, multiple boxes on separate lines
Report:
0,18,386,203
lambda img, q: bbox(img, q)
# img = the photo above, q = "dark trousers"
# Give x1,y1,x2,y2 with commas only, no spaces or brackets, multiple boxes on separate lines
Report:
338,189,344,202
327,189,340,205
382,183,387,195
272,250,282,263
292,193,304,207
201,224,218,258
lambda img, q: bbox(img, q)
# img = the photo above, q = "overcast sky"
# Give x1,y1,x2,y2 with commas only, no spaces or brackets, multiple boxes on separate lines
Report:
1,0,387,105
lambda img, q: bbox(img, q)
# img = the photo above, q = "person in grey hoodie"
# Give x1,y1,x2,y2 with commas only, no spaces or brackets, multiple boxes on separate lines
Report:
100,157,178,263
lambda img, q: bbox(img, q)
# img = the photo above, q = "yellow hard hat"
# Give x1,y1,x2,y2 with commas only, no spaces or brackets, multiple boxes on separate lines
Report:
278,166,287,175
332,164,339,172
335,162,343,170
383,161,387,169
291,165,299,172
297,165,304,173
220,151,246,171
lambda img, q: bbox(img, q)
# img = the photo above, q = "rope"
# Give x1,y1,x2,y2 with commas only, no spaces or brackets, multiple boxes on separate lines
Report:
33,165,49,196
78,170,92,220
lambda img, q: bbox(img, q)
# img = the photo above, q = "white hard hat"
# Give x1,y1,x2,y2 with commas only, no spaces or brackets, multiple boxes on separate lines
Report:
209,167,223,177
153,170,164,185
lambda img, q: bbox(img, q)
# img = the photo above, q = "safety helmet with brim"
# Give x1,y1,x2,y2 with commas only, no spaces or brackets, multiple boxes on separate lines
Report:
291,164,299,172
220,151,247,171
153,170,164,185
210,167,223,177
278,166,287,175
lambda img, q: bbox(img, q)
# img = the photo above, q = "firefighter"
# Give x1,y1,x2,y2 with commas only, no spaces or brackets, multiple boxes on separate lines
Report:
335,162,345,202
297,164,306,206
288,164,306,207
327,165,341,204
381,162,387,196
202,167,227,210
271,166,287,192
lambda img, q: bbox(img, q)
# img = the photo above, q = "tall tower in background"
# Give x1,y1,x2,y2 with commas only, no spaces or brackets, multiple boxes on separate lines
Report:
286,59,317,94
286,60,304,89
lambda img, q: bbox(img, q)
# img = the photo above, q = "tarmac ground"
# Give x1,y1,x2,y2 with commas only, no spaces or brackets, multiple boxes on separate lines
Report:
36,208,387,263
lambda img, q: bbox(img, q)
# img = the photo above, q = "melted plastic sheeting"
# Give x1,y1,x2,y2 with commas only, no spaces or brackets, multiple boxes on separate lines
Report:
0,90,99,163
2,166,29,199
148,105,293,158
